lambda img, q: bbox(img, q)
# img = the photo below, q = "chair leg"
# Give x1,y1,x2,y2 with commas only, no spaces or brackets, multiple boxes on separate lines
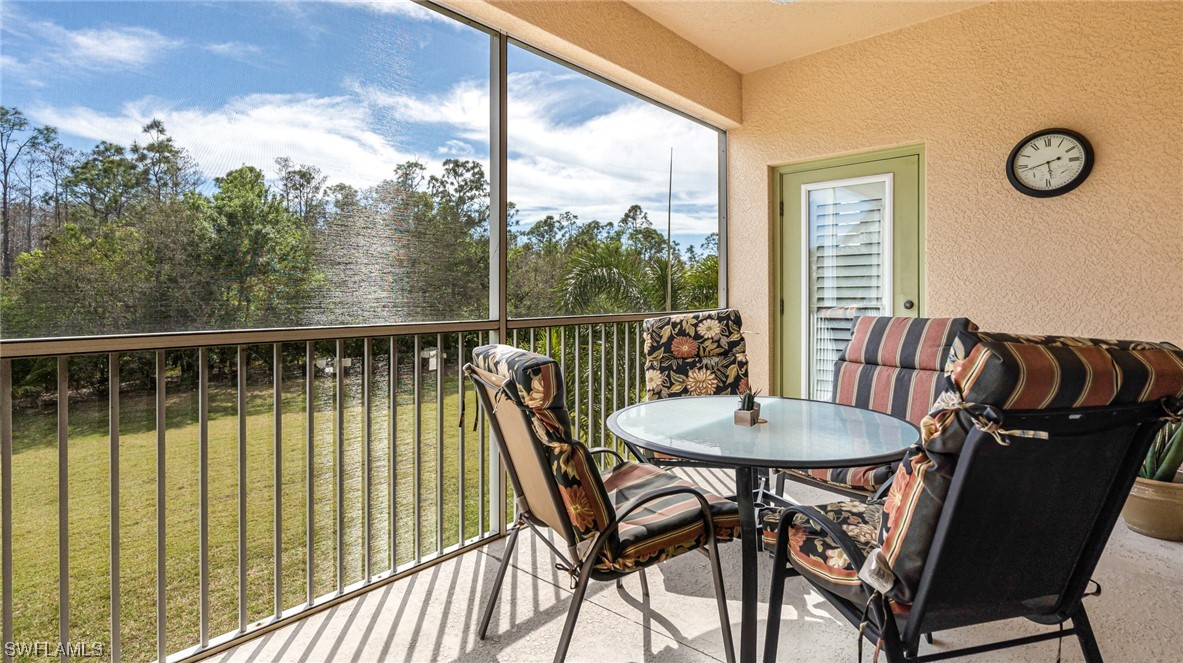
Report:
705,531,737,663
924,632,934,644
478,524,521,640
1072,607,1104,663
774,470,786,496
763,522,791,663
639,568,650,599
553,563,595,663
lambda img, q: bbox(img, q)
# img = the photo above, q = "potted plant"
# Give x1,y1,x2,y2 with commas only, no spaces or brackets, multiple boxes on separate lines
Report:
1122,421,1183,541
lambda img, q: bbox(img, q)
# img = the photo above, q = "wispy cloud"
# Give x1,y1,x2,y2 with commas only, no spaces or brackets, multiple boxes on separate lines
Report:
203,41,263,60
332,0,453,24
1,8,181,78
29,93,422,189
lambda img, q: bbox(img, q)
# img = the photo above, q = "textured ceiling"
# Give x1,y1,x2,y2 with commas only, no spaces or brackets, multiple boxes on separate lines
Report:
626,0,988,73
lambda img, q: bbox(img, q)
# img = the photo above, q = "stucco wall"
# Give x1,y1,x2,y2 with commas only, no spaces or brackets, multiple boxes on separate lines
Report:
441,0,742,127
728,1,1183,391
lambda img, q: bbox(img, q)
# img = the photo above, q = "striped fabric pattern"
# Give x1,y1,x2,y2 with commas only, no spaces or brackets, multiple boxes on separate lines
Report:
761,500,881,605
788,316,976,492
877,331,1183,605
599,462,740,573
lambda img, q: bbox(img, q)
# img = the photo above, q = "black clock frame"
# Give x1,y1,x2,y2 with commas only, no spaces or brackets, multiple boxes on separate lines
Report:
1006,128,1094,198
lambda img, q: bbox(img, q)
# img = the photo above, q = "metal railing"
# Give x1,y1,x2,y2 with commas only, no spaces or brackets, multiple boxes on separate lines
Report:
0,311,671,663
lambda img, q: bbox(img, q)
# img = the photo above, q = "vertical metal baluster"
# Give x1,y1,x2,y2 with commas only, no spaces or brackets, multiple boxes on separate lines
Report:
0,360,10,663
612,325,619,449
304,342,314,607
274,343,284,616
198,349,208,646
389,338,398,571
237,346,247,631
334,340,344,594
155,351,165,661
477,334,486,537
54,357,69,663
363,339,372,582
108,355,121,663
636,322,643,402
529,328,535,353
435,333,444,554
624,319,634,407
412,335,422,562
599,324,606,449
512,328,518,347
559,326,566,379
457,333,466,543
574,328,581,437
589,326,596,445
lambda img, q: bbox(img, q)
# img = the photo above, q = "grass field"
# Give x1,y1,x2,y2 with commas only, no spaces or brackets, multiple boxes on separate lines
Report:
6,355,491,663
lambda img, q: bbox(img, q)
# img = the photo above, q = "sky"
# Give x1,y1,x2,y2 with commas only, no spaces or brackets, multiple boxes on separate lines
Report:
0,0,720,249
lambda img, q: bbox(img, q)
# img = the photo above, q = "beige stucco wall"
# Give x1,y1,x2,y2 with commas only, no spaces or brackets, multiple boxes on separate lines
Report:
440,0,742,127
729,1,1183,391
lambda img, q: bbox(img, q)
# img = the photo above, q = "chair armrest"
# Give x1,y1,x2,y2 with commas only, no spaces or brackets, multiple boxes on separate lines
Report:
870,474,894,502
776,504,868,570
586,446,627,466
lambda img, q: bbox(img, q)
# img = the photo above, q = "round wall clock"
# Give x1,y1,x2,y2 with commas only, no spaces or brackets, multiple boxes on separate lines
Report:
1006,128,1094,198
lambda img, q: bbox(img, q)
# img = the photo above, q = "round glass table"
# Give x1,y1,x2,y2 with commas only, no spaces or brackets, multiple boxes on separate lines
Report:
607,395,920,663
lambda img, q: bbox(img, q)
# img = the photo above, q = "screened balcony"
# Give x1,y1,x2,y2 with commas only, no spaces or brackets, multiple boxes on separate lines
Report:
1,0,1180,662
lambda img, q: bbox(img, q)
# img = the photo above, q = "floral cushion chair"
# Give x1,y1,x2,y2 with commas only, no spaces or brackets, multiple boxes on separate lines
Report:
644,309,749,400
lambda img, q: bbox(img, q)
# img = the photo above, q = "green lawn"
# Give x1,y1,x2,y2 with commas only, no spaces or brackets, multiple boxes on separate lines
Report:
6,359,489,663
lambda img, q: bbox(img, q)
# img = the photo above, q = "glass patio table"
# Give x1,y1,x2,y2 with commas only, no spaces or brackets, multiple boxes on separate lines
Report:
607,395,920,663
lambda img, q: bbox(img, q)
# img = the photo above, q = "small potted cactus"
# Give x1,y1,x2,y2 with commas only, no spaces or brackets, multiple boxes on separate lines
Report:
1123,422,1183,541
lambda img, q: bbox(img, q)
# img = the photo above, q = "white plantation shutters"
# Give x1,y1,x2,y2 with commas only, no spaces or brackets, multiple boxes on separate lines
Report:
805,177,892,400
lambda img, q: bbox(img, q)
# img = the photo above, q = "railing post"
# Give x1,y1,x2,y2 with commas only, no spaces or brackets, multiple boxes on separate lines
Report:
109,354,121,663
1,360,13,663
155,350,166,662
274,343,284,615
198,348,209,647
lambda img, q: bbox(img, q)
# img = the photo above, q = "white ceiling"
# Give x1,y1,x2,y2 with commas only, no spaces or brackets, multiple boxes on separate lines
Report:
626,0,988,74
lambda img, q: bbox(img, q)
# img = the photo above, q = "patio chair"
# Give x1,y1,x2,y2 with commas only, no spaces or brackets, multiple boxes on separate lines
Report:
466,344,739,663
762,330,1183,662
632,308,750,467
775,315,977,500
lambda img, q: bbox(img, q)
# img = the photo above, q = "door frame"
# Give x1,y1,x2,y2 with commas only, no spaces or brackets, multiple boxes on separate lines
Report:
770,143,926,396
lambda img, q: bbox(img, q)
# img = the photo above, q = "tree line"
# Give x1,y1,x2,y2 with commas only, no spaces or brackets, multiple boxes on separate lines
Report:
0,105,718,401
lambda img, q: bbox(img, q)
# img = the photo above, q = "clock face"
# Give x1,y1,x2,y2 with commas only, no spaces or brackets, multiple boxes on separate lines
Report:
1007,129,1094,197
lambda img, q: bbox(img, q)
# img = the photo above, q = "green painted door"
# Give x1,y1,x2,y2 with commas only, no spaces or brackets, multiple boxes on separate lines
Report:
776,150,923,399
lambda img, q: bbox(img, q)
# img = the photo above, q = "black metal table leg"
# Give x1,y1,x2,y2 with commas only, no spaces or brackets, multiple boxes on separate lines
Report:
735,466,758,663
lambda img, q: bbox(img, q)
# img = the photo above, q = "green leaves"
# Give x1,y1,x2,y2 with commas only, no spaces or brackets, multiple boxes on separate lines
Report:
1142,422,1183,482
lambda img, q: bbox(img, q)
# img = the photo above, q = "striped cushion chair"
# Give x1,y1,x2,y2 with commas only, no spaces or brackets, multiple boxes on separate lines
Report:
776,316,978,500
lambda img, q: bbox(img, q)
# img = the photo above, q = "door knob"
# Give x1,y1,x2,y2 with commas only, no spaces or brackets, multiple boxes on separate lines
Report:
903,299,915,310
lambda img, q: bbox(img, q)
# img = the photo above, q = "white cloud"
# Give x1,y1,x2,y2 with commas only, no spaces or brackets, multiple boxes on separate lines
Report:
438,140,475,157
332,0,454,23
29,93,425,189
360,71,720,236
1,10,181,77
204,41,263,60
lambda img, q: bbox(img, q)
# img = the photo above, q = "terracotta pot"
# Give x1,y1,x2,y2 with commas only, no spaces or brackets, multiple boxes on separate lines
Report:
1123,475,1183,541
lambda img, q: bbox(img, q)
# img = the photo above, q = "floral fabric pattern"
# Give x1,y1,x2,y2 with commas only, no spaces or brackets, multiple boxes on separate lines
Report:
644,309,749,400
472,344,739,574
762,500,882,605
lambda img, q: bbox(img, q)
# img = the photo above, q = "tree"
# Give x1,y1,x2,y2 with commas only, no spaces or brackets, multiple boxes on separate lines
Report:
0,107,44,277
34,127,74,231
64,141,145,224
132,119,200,202
275,157,328,226
205,165,316,326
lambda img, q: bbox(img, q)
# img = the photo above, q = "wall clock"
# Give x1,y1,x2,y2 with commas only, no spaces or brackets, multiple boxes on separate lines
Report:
1006,128,1094,198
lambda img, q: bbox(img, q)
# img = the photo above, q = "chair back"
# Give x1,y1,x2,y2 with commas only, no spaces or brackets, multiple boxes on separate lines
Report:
879,330,1183,637
643,309,748,400
907,401,1167,639
467,345,615,551
832,315,976,426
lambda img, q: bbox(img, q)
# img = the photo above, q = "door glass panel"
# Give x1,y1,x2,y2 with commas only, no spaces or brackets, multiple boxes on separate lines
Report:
805,176,891,400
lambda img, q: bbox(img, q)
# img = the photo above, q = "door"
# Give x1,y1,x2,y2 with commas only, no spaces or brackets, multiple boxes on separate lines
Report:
777,152,922,399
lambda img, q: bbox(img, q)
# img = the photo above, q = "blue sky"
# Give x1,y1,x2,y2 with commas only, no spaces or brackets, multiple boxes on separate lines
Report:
1,0,719,248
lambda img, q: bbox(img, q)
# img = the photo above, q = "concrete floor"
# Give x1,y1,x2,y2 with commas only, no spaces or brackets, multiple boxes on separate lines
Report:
211,469,1183,663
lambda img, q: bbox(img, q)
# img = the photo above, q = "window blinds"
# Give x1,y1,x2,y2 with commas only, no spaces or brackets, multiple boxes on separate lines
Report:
807,187,887,400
